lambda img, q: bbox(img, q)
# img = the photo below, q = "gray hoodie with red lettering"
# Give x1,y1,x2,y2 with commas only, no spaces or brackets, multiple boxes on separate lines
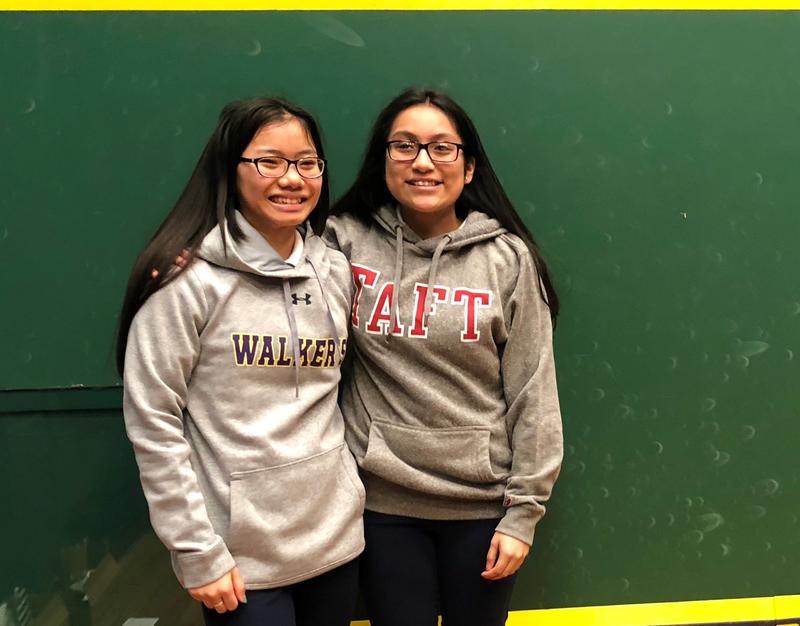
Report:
123,212,364,591
324,205,563,546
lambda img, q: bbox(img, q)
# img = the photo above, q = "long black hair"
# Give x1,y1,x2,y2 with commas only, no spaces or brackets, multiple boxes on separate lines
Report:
116,96,330,375
332,87,559,321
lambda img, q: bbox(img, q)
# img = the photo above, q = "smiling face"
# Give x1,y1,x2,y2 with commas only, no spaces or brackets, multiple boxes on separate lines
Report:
384,104,475,230
236,116,322,241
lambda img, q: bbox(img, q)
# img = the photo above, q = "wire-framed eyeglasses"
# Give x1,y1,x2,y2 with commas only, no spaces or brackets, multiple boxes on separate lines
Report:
239,156,326,179
386,140,465,163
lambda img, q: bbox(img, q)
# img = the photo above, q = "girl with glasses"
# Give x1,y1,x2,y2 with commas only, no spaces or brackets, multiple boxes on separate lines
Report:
116,97,364,626
326,87,563,626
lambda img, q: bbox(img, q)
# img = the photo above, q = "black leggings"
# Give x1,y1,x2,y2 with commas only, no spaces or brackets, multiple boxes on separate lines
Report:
361,511,517,626
202,558,359,626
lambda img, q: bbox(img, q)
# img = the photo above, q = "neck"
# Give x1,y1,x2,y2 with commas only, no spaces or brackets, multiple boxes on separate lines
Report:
243,216,296,260
262,229,296,260
399,207,461,239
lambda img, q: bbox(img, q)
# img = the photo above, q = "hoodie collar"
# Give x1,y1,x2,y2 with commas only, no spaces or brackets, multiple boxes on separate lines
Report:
196,213,320,279
372,203,507,255
232,210,304,271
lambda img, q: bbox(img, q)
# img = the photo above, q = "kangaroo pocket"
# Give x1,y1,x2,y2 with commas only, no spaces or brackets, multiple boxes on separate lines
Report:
361,419,507,499
227,444,365,588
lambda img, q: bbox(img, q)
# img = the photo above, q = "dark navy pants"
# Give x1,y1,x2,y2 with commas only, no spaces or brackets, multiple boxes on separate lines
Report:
361,510,518,626
202,558,359,626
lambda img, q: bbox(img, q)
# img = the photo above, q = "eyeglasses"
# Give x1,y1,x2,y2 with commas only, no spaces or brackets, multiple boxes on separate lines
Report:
386,140,464,163
239,156,326,179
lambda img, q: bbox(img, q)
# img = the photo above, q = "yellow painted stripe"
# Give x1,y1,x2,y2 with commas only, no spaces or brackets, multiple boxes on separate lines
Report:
350,594,800,626
2,0,800,9
775,595,800,621
506,597,776,625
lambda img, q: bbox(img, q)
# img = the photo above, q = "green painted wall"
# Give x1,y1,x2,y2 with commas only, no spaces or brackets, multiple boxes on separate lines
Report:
1,10,799,624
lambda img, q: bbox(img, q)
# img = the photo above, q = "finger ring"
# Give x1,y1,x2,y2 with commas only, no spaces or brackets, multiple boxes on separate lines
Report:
214,601,224,608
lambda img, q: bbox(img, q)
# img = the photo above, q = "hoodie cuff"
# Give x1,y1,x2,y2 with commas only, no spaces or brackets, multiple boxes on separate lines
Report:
174,536,236,589
495,502,542,546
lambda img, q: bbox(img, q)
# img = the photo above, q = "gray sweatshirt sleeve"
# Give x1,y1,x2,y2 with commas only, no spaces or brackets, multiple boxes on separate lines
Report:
123,267,236,588
495,243,564,546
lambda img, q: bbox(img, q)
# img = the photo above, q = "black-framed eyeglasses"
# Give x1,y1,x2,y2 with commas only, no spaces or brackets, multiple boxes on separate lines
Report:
239,156,326,179
386,140,464,163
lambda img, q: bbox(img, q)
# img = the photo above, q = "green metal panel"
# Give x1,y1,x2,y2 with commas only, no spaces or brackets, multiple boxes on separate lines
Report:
0,386,121,413
1,11,799,623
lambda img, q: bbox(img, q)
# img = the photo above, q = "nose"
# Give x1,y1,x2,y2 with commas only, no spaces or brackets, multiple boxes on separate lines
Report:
278,163,304,187
411,147,435,171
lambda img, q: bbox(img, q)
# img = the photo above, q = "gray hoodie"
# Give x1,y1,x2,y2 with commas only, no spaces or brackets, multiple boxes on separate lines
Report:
324,206,562,545
123,214,364,590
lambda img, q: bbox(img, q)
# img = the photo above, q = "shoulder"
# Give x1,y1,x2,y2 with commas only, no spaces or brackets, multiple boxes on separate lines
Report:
135,261,213,319
154,261,207,300
497,232,532,260
471,232,536,282
315,235,351,275
304,234,355,302
182,257,217,285
127,264,212,347
476,234,544,313
325,212,366,232
305,234,351,279
500,233,541,282
322,213,372,255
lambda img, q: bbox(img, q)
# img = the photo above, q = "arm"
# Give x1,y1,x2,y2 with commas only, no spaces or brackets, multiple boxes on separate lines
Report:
122,267,237,590
484,243,563,578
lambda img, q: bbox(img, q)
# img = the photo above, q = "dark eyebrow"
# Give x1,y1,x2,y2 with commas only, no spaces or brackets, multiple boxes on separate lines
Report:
388,131,459,142
251,148,318,157
388,132,418,140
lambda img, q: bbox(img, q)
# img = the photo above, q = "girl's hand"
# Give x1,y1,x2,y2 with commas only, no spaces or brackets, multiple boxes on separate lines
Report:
481,532,530,580
151,249,192,279
189,566,247,613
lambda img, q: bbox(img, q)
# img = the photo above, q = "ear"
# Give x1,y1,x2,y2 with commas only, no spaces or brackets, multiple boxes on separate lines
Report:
464,158,476,185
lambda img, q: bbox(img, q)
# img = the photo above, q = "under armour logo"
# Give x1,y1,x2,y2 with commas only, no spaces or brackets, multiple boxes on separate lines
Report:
291,293,312,306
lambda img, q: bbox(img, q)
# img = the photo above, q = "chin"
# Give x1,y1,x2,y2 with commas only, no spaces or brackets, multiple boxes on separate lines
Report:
281,215,312,228
404,202,448,215
252,214,306,233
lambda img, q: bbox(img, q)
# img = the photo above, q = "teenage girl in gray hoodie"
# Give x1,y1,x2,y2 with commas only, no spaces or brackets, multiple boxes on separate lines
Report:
116,97,364,626
325,88,563,626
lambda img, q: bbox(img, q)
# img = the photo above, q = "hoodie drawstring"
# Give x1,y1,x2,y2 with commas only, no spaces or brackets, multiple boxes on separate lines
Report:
389,209,453,336
388,224,405,338
282,280,301,399
306,257,340,362
423,235,451,328
281,258,341,400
